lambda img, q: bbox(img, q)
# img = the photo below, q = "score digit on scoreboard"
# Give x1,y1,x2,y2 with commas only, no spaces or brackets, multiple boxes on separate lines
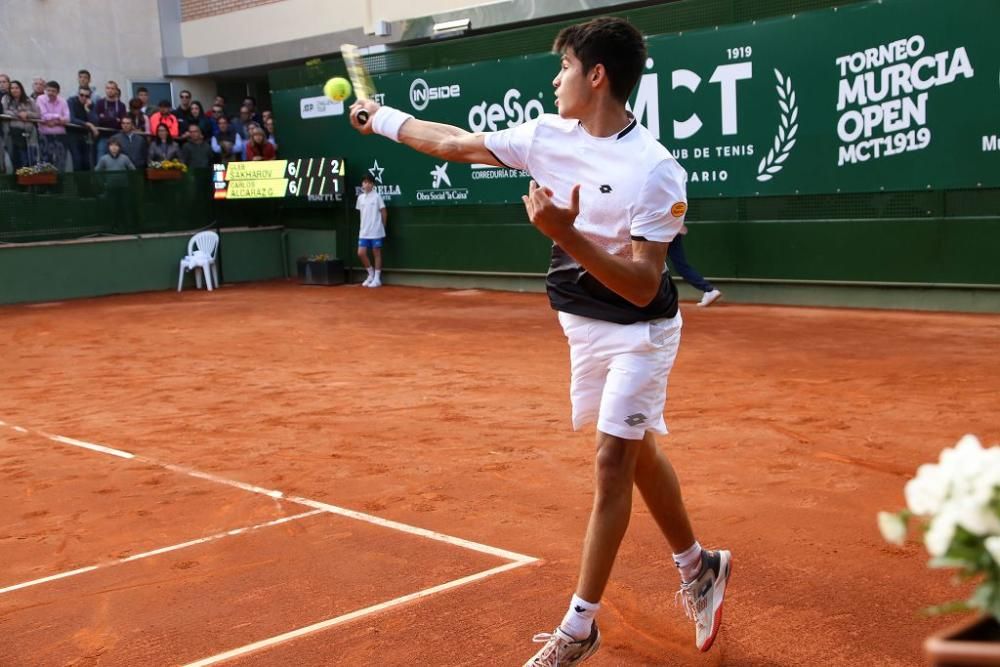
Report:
213,158,345,202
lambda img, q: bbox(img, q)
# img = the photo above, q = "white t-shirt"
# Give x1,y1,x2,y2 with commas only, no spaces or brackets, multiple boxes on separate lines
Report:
356,190,386,239
485,114,688,324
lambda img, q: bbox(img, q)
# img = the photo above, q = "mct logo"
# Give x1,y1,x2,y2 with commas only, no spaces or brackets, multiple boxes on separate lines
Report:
409,78,461,111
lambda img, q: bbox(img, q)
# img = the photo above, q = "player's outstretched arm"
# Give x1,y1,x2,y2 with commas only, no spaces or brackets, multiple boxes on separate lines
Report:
523,181,667,307
349,99,502,167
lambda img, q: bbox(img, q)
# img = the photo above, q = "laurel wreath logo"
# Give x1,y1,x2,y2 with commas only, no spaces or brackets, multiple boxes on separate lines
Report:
756,69,799,182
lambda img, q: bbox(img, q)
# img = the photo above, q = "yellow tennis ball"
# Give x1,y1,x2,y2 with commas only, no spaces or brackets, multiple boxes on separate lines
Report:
324,77,351,102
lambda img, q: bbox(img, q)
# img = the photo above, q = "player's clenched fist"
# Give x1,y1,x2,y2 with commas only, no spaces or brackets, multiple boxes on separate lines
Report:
521,180,581,242
349,100,380,133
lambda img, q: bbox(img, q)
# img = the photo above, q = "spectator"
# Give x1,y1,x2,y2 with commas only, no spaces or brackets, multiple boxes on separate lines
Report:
174,89,194,136
210,115,243,164
264,116,277,151
36,81,70,170
262,109,273,123
188,101,213,138
208,103,225,134
93,80,126,157
94,137,135,171
78,70,95,97
2,81,40,169
148,123,180,163
0,73,10,105
111,117,147,169
149,100,179,139
136,87,154,116
245,125,276,161
127,98,147,133
67,86,98,171
31,77,46,100
231,105,252,140
180,125,213,168
205,96,224,118
667,230,722,307
242,96,263,124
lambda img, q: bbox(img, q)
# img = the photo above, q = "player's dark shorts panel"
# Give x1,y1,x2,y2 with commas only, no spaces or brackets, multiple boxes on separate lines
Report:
546,245,679,324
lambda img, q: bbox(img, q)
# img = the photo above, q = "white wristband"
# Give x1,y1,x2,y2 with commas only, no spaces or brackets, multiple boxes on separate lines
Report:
371,106,414,143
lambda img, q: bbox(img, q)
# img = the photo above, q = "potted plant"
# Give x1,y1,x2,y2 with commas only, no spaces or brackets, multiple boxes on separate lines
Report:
15,162,58,186
878,435,1000,665
297,253,345,286
146,159,187,181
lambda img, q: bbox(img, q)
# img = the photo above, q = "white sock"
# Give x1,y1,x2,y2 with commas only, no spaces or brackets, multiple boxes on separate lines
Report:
366,267,374,279
374,270,381,281
560,594,599,640
673,541,703,583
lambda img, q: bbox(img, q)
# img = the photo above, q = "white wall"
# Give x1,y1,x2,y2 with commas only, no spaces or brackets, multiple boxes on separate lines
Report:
180,0,484,58
0,0,166,99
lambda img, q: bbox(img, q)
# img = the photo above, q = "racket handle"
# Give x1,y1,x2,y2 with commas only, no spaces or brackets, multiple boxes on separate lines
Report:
356,109,369,125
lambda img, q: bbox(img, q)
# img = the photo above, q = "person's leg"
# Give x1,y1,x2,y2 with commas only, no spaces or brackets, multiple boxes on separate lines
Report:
356,245,372,269
370,244,383,287
523,429,633,666
635,430,731,653
634,432,696,553
667,235,715,293
357,241,375,286
575,431,642,603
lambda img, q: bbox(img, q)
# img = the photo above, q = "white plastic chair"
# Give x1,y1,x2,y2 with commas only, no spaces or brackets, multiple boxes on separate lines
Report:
177,231,220,292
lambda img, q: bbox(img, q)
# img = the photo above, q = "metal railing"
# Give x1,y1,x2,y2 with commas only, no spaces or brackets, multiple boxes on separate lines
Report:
0,114,154,174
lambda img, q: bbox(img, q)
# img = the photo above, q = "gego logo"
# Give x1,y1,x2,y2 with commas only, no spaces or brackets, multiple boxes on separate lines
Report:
468,89,545,132
409,78,461,111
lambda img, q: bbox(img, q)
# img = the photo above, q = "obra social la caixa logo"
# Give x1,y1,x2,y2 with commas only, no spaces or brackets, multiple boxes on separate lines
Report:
409,78,461,111
627,55,799,185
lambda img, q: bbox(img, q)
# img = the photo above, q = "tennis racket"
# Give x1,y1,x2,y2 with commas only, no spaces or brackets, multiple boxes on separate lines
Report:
340,43,376,125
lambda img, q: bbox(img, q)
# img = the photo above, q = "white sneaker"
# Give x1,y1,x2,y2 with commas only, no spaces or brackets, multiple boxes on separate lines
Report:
367,278,382,288
676,549,732,652
696,289,722,307
523,623,601,666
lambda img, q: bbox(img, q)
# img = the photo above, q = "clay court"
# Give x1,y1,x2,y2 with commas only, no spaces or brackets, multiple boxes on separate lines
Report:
2,283,998,666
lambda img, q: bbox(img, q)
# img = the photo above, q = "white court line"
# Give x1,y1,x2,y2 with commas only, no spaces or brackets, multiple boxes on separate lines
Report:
0,510,322,595
183,560,531,667
0,566,100,595
42,433,135,459
288,495,537,564
1,420,541,662
1,421,537,565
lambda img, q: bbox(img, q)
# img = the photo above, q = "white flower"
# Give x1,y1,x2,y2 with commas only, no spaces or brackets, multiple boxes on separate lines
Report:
924,508,959,557
905,463,951,516
986,536,1000,566
953,494,1000,537
878,512,907,545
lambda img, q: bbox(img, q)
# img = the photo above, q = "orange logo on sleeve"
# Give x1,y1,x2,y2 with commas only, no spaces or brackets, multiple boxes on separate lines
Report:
670,202,688,218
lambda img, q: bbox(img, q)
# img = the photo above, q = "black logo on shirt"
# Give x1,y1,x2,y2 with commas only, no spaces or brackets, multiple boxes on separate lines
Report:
599,184,613,193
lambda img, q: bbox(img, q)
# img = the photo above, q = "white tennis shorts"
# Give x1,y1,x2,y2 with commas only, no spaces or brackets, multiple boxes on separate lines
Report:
558,310,683,440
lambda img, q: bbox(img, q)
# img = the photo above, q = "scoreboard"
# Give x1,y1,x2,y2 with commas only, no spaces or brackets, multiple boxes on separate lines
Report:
213,158,345,202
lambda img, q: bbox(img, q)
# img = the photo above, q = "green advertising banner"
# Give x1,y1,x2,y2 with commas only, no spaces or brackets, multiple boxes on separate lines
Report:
292,0,999,204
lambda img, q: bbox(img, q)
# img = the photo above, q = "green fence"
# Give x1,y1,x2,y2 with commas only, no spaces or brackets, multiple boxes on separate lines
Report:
267,0,1000,290
0,170,282,243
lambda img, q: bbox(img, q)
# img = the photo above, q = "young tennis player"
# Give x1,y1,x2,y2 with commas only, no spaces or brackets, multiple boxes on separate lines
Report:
349,16,731,666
